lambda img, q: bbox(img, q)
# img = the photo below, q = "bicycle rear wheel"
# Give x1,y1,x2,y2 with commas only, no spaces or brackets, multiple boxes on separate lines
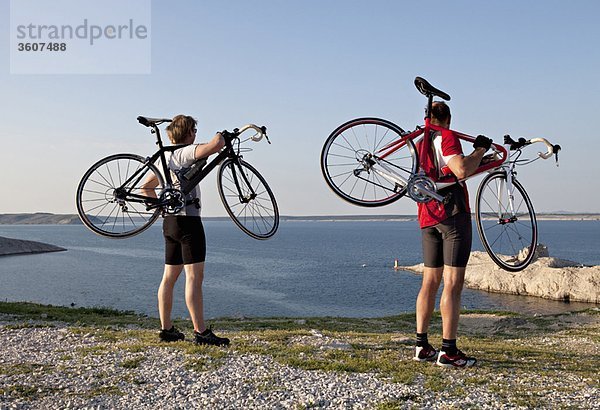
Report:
76,153,164,238
321,117,418,207
217,159,279,240
475,171,538,271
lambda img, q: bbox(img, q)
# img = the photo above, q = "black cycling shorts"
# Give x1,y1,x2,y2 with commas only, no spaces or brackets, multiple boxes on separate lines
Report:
163,216,206,265
421,213,472,268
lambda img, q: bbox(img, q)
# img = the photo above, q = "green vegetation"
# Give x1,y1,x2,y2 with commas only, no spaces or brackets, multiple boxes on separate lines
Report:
0,301,598,408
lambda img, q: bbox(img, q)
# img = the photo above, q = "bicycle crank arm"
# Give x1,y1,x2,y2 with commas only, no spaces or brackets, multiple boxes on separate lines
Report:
411,182,446,203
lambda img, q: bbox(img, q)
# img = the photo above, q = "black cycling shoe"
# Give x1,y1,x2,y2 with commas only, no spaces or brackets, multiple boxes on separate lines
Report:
159,326,185,342
194,327,230,346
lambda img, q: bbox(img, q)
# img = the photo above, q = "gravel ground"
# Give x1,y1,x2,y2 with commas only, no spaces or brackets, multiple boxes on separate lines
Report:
1,317,599,409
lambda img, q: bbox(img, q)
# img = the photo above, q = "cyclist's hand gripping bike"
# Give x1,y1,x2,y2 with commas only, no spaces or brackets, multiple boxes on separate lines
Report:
77,116,279,240
321,77,561,271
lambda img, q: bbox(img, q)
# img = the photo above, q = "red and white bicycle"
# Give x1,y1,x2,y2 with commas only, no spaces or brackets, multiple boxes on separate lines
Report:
321,77,561,272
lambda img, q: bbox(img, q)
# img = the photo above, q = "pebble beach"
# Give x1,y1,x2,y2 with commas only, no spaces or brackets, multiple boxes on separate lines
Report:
1,306,599,409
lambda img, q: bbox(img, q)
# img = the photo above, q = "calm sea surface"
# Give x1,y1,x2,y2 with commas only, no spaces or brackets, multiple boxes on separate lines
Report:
0,220,598,319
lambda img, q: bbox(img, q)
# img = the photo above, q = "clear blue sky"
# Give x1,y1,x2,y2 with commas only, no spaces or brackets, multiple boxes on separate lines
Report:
1,0,599,216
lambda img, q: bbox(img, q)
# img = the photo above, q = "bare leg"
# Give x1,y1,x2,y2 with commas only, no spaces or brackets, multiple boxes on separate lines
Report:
184,262,206,333
158,264,183,330
416,267,443,333
440,265,466,339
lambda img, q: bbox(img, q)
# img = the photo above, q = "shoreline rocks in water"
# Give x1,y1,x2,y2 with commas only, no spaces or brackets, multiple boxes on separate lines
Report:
398,249,600,304
0,236,66,257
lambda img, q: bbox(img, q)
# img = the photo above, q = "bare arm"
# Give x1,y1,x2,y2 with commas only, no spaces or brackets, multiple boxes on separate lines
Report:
447,147,487,180
140,174,159,198
194,133,225,160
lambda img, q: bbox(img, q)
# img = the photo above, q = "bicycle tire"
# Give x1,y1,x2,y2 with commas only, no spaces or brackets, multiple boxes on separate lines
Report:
76,153,164,238
320,117,418,207
217,159,279,240
475,171,538,272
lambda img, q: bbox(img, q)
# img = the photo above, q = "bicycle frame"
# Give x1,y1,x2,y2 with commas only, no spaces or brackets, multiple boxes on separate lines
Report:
370,119,508,203
115,122,259,211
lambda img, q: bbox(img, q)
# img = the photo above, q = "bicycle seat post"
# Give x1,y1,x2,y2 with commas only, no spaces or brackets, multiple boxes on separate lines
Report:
424,94,433,122
153,125,165,149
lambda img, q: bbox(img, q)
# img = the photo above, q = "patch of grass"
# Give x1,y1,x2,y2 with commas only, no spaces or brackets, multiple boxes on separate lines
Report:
121,357,145,369
77,345,108,357
0,362,54,376
376,397,420,410
122,343,147,353
210,314,418,333
183,345,229,372
0,301,158,328
255,376,281,392
85,384,123,397
0,384,40,399
3,322,56,330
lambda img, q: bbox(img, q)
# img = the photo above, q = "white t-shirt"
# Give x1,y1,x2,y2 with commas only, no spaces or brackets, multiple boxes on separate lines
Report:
165,144,201,217
431,131,460,178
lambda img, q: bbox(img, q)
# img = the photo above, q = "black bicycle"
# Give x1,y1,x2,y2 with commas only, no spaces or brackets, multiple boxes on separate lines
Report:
76,116,279,240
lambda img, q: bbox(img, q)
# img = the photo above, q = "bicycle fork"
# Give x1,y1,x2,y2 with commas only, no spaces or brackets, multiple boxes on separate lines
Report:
230,160,256,204
497,168,517,224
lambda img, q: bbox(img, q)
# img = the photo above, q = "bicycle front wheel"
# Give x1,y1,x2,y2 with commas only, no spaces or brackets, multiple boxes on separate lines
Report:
76,153,164,238
217,159,279,240
475,171,538,272
321,117,418,207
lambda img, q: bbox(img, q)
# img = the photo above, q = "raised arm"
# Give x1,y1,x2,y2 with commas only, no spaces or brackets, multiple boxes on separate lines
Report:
447,135,492,180
194,132,225,160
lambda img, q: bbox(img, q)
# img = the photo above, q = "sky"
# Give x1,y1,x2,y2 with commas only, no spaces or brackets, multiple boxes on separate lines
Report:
1,0,599,217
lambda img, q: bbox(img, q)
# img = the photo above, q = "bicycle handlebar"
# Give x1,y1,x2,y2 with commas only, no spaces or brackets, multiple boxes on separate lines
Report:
227,124,270,144
529,137,560,160
503,134,561,162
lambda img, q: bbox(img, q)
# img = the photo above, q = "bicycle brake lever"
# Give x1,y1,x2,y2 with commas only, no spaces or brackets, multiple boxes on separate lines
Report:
260,126,271,144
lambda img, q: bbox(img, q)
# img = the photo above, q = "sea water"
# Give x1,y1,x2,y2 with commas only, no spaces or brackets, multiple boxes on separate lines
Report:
0,220,597,319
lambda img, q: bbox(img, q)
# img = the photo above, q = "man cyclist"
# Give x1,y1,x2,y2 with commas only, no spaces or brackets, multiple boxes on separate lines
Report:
413,101,492,368
142,115,229,346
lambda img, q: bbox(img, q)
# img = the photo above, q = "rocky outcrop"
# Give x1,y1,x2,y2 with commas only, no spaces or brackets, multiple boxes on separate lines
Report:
398,250,600,304
0,236,66,256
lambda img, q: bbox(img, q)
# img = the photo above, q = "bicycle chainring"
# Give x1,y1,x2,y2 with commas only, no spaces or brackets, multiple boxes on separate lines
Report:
160,188,185,214
407,175,435,203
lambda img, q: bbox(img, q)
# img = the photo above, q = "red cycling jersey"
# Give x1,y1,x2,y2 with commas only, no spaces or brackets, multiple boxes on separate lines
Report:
417,128,470,228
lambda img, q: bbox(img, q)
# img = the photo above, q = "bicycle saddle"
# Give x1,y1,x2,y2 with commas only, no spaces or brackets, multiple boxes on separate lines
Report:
137,116,172,127
414,77,451,101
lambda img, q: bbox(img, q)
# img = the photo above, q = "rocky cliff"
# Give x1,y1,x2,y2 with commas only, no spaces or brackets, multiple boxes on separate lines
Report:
0,236,66,256
398,251,600,304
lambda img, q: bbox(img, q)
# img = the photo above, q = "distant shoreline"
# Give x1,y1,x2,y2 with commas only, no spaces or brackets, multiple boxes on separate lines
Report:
0,212,598,225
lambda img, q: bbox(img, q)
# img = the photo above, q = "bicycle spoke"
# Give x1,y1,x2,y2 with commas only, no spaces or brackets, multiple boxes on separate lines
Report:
82,188,110,196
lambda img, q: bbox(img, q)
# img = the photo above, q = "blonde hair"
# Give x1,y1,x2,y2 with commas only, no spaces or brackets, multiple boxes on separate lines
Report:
166,115,197,144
